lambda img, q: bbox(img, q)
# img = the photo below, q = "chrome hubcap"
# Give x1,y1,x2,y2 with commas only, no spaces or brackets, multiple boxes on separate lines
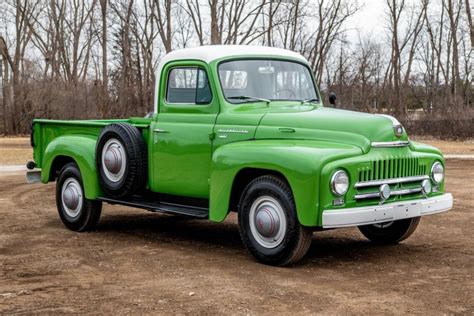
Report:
102,138,126,182
249,196,287,248
61,178,83,218
255,207,280,238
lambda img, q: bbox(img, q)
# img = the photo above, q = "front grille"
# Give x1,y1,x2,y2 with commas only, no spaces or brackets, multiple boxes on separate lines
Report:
355,157,429,202
354,175,428,200
358,157,427,182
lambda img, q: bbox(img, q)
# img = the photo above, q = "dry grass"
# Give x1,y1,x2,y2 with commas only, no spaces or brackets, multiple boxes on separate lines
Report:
0,137,32,165
0,136,473,165
411,137,474,154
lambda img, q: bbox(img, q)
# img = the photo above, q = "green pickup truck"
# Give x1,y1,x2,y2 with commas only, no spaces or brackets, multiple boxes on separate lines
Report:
27,45,453,266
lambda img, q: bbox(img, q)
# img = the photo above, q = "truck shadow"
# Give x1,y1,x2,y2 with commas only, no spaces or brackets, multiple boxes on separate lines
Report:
94,211,423,266
304,234,420,265
97,212,244,249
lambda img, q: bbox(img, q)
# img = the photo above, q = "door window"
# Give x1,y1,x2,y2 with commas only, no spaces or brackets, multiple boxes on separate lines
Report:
166,67,212,104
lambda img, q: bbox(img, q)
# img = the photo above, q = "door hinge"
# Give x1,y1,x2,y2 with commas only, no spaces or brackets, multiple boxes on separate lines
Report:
209,132,216,140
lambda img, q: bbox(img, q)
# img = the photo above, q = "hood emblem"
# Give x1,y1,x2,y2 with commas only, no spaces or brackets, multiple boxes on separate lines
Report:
376,114,404,138
394,125,404,138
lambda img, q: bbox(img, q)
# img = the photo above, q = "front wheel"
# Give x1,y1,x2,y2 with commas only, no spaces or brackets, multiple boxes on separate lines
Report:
56,162,102,232
238,175,312,266
358,217,420,244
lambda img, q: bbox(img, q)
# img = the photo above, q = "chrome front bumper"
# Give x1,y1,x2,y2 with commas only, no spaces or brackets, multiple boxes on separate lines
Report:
322,193,453,228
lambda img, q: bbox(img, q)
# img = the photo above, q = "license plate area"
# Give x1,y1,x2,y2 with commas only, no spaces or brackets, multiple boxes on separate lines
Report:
393,202,422,219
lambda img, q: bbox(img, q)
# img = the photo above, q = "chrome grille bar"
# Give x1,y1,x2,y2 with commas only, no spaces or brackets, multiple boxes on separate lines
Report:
371,141,410,148
392,187,423,195
355,187,423,200
355,175,429,189
355,192,380,199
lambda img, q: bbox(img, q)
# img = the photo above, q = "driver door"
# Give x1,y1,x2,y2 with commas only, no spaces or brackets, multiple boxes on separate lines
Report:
149,62,218,198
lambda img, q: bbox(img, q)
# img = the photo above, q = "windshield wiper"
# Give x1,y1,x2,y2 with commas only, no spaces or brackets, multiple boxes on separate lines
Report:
300,98,319,105
228,96,270,106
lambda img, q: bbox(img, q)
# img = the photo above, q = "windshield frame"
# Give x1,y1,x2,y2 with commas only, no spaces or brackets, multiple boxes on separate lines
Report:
217,57,321,105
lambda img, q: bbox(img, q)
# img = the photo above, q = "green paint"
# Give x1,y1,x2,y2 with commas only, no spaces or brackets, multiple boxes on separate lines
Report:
32,52,447,227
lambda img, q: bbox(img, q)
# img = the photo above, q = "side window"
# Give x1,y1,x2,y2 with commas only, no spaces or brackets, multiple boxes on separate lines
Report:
166,67,212,104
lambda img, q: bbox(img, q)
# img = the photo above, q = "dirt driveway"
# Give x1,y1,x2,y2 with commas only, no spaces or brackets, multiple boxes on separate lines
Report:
0,160,473,314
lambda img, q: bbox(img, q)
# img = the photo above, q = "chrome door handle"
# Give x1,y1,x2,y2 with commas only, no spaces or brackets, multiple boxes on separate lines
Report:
153,128,169,133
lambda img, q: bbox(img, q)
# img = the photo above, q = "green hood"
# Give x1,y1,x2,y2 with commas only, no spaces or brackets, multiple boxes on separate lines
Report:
255,107,407,152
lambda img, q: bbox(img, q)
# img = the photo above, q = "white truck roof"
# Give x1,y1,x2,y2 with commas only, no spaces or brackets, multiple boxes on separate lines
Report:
158,45,307,66
154,45,309,112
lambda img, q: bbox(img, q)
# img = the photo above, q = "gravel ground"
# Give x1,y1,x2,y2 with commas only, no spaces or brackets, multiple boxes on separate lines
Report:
0,159,472,314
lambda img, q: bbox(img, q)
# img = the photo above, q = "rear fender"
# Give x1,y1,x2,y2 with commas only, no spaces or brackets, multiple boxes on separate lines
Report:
41,135,102,199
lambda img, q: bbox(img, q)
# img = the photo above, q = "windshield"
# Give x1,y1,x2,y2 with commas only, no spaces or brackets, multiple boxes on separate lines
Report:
218,59,318,103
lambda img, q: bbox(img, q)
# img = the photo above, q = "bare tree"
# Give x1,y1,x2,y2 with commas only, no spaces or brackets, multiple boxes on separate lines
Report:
153,0,173,52
0,0,471,136
1,0,40,134
184,0,205,45
99,0,108,116
304,0,360,84
466,0,474,46
444,0,462,102
185,0,270,45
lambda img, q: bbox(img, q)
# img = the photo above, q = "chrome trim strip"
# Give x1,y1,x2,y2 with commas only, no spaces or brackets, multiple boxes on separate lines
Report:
354,192,380,199
153,128,169,133
322,193,453,228
355,175,428,188
217,128,249,134
354,187,423,200
392,187,422,195
371,141,410,148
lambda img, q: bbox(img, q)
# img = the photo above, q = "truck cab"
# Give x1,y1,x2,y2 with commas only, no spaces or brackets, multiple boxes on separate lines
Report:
28,45,453,266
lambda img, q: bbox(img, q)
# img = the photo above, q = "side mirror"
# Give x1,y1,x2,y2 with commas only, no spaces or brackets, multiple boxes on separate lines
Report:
329,92,337,106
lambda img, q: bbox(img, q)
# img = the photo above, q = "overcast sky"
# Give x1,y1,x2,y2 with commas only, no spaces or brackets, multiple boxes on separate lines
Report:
353,0,386,34
346,0,387,42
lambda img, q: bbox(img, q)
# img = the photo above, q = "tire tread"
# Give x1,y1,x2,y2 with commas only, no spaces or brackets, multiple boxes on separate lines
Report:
96,123,147,198
238,175,312,266
56,162,102,232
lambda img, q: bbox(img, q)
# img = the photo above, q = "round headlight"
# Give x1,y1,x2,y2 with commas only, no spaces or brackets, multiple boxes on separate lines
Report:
431,161,444,184
421,179,432,195
331,170,349,196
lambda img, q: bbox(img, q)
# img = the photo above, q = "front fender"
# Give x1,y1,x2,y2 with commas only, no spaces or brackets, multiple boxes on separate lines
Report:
209,140,362,226
41,135,102,199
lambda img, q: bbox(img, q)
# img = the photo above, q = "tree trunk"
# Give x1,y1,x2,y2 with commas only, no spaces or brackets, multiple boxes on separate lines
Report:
466,0,474,47
210,0,221,44
99,0,108,117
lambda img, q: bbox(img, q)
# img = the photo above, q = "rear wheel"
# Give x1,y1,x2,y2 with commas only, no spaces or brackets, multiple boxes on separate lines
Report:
56,162,102,232
358,217,420,244
238,175,312,266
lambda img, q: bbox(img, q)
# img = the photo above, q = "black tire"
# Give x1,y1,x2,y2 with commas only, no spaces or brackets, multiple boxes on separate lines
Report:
56,162,102,232
358,217,421,244
96,123,147,198
238,175,312,266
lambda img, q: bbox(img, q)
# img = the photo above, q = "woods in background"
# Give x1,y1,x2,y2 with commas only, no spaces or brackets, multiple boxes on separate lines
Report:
0,0,472,137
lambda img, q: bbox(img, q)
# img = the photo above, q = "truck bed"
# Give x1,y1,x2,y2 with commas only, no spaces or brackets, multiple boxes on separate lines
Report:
31,117,152,176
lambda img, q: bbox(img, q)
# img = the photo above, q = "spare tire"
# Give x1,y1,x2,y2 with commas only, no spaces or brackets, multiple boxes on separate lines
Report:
96,123,147,198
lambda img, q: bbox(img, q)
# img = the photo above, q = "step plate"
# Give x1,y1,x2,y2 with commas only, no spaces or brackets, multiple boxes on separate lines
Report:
98,195,209,219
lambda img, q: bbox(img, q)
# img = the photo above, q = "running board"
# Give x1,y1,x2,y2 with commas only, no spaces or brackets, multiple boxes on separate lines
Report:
97,195,209,219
